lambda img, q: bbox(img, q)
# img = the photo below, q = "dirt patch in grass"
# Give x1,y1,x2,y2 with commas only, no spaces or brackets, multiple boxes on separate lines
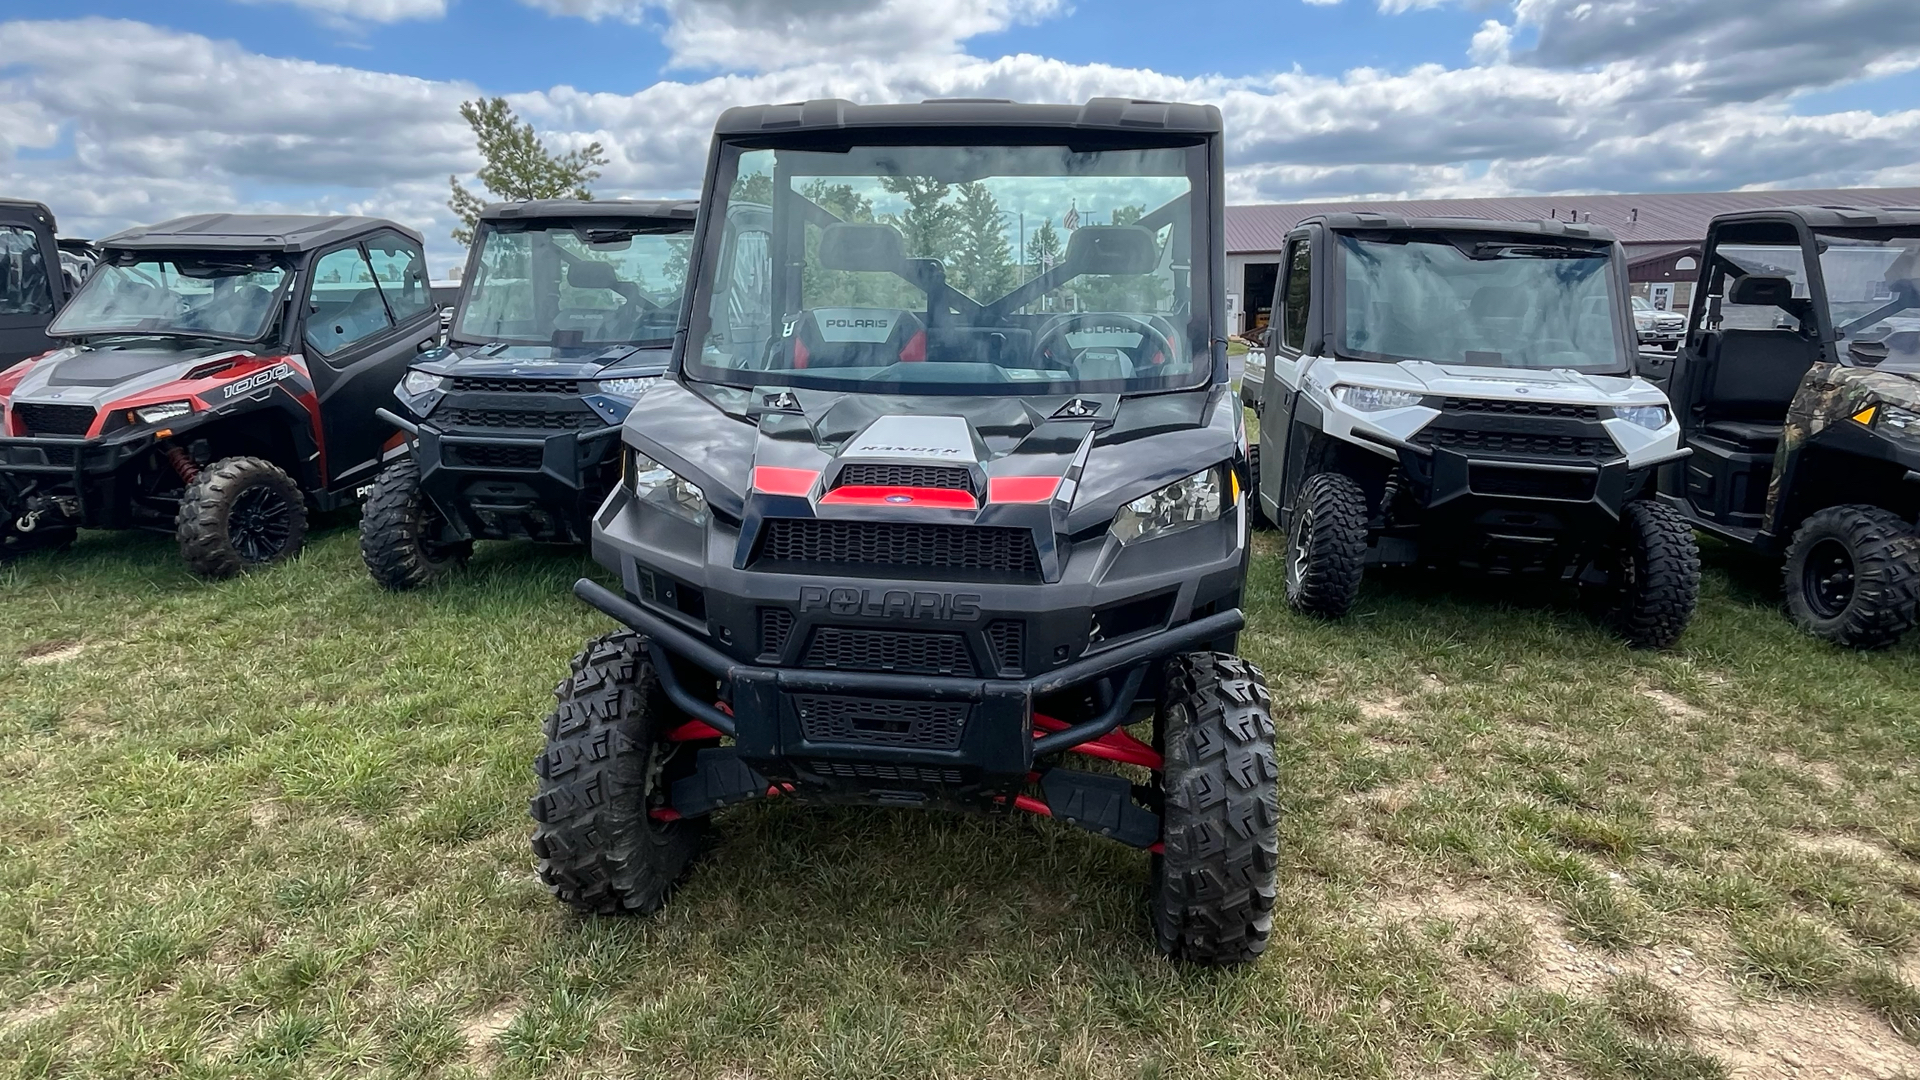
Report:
1789,831,1909,868
462,1000,519,1063
1637,683,1704,722
20,639,87,665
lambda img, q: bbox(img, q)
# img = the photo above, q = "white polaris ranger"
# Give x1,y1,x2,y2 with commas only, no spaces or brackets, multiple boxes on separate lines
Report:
1249,213,1700,648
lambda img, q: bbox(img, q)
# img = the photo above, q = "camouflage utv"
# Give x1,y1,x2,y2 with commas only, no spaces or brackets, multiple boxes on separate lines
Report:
1654,206,1920,648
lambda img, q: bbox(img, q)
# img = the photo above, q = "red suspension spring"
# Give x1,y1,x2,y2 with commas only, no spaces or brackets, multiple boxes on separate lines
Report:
164,446,200,485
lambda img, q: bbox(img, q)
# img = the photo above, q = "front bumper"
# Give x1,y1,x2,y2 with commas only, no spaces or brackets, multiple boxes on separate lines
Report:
413,423,623,544
0,431,157,528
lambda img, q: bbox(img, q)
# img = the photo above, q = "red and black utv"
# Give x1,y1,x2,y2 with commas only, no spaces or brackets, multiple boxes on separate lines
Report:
0,214,439,571
530,99,1280,966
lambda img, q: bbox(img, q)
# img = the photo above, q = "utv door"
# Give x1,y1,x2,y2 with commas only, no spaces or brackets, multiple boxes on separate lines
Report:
0,212,65,370
1670,223,1825,536
300,232,439,493
1258,230,1316,524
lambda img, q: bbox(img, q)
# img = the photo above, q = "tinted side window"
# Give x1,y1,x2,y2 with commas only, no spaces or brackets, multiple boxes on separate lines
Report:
0,226,53,316
366,232,431,323
1280,239,1311,352
305,246,394,356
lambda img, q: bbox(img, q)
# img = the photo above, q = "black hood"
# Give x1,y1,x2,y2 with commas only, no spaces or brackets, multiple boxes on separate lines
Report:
622,378,1238,538
416,342,670,380
43,340,248,388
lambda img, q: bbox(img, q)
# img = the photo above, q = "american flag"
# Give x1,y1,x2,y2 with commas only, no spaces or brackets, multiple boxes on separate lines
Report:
1063,203,1079,231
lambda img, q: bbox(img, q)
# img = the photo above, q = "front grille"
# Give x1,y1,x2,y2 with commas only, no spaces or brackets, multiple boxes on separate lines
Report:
794,695,969,749
40,446,78,467
802,627,975,676
442,408,601,430
1442,397,1601,421
451,376,582,395
1469,465,1598,502
758,608,794,659
986,620,1025,675
801,759,968,785
1418,428,1618,460
837,464,973,492
757,519,1040,579
14,403,96,437
444,443,544,470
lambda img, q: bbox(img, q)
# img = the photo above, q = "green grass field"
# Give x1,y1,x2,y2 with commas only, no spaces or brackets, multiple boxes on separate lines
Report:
4,510,1920,1079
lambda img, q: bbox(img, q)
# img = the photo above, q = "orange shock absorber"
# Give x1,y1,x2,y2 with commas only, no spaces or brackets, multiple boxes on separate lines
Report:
164,445,200,485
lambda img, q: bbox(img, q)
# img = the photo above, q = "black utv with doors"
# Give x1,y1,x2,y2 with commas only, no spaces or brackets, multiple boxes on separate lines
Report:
1251,214,1700,648
529,98,1280,965
0,214,439,571
0,198,71,371
1655,205,1920,648
359,199,697,589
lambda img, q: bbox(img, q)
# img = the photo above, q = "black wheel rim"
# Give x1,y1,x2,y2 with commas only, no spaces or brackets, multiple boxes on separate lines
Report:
1802,537,1856,619
228,485,293,563
1287,508,1311,589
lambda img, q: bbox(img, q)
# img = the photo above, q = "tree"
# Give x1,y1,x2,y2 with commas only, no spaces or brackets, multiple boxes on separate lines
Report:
879,176,956,260
448,97,609,245
1027,217,1063,274
952,182,1016,301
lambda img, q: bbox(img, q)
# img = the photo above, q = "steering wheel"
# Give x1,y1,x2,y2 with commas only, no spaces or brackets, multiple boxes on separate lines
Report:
1031,312,1182,372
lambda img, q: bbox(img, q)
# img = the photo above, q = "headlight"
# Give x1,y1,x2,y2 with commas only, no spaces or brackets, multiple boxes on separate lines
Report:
596,375,656,399
1332,385,1423,412
1110,466,1224,545
132,400,193,425
400,370,447,397
625,448,708,525
1878,403,1920,436
1614,405,1670,430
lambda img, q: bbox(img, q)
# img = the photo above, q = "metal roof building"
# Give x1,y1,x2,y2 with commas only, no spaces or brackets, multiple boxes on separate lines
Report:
1223,186,1920,333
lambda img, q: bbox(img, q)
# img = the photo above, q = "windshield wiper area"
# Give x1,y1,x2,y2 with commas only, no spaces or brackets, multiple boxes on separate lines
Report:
1467,242,1607,260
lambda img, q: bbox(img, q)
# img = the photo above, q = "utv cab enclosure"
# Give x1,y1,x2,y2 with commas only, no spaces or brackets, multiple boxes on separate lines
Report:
0,198,71,372
0,214,439,571
1658,205,1920,648
359,199,697,590
1253,214,1700,648
531,98,1281,965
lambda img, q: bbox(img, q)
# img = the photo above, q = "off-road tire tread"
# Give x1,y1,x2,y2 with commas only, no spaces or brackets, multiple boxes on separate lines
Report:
1152,652,1279,967
359,459,469,591
1246,444,1275,530
1614,500,1701,650
1286,472,1368,618
174,455,307,579
531,631,705,916
1783,505,1920,649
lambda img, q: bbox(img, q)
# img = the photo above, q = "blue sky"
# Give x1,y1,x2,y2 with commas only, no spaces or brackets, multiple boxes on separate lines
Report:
1,0,1917,272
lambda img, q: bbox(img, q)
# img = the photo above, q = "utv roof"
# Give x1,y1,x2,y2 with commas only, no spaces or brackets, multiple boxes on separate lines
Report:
482,198,699,224
100,214,422,254
714,98,1222,137
1707,204,1920,230
1302,212,1619,243
0,197,56,231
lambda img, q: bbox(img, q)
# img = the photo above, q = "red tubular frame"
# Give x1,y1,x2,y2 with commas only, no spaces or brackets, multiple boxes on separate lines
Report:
1031,712,1162,771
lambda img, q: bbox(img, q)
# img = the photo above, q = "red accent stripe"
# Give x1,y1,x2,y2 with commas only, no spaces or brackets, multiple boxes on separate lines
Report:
988,476,1061,504
899,329,926,363
753,466,819,496
792,338,809,370
819,485,978,509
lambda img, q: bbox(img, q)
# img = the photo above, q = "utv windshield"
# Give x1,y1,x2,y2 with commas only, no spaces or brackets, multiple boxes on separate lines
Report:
454,223,692,347
48,255,290,343
1336,233,1626,373
1818,231,1920,374
685,139,1211,395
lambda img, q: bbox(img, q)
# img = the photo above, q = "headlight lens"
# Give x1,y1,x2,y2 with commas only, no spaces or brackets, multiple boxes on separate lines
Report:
1110,467,1224,545
1333,384,1423,412
1879,403,1920,436
1614,405,1671,430
401,370,447,397
132,400,193,424
596,376,656,399
625,448,708,525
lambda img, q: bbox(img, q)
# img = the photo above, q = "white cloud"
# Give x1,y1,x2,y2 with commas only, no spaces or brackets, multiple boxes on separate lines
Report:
236,0,449,24
3,7,1920,272
1468,19,1512,64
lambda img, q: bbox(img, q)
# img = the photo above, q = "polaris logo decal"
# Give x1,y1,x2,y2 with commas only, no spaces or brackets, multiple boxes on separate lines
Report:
861,445,964,456
813,309,898,343
824,318,891,329
798,586,982,622
221,363,294,399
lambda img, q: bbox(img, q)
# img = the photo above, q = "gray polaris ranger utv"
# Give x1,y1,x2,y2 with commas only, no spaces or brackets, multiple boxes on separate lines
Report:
529,98,1280,966
359,199,697,589
1251,213,1700,648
